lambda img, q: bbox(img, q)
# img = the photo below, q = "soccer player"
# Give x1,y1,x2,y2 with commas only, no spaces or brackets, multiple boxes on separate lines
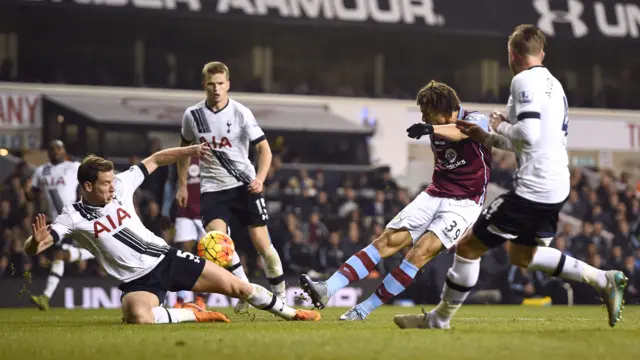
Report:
172,156,208,309
29,140,95,310
300,81,492,320
177,62,285,314
24,144,320,324
394,25,627,330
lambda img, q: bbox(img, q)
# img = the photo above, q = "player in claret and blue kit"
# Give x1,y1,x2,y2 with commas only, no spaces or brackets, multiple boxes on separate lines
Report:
24,143,320,324
301,81,493,320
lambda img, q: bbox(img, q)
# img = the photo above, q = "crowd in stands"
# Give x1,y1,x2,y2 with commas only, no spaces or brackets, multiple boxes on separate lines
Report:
3,56,640,110
1,146,639,305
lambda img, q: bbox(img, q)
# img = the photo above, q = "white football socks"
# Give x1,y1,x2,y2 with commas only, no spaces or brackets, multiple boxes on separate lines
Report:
259,245,286,297
151,307,196,323
435,255,480,323
247,284,295,320
43,260,64,299
528,247,607,290
227,251,249,282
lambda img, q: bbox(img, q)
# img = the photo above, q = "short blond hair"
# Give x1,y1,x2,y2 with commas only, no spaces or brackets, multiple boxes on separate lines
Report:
202,61,230,81
508,24,546,57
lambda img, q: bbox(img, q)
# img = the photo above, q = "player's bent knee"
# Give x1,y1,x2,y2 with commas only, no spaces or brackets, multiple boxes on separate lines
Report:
455,232,487,260
508,244,536,268
205,219,227,233
53,251,66,261
372,229,412,258
125,310,155,324
406,232,443,268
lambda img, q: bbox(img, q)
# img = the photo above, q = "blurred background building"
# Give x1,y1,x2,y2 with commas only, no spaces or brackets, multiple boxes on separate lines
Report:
0,0,639,308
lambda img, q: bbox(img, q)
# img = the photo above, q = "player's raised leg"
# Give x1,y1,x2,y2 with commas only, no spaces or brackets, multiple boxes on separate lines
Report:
301,192,439,309
510,242,627,327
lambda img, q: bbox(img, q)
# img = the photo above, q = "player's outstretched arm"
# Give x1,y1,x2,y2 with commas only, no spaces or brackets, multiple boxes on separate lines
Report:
24,214,55,255
142,143,209,175
432,124,467,142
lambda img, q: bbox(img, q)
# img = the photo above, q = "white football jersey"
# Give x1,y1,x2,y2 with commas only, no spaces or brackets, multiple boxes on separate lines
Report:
50,164,170,282
32,161,80,219
506,66,570,204
181,98,266,193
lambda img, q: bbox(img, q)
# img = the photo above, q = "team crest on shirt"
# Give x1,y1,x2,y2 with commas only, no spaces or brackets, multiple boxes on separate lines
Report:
445,148,457,163
517,91,533,104
187,164,201,184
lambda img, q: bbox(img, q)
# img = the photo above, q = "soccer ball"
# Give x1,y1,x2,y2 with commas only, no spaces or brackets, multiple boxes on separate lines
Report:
197,231,235,267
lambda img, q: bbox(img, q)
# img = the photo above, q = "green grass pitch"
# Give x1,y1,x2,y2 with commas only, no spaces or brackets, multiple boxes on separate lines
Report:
1,306,638,360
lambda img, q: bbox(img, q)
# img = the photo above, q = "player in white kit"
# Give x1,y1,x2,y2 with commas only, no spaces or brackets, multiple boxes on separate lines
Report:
28,140,95,310
24,143,320,324
177,62,285,314
394,25,627,330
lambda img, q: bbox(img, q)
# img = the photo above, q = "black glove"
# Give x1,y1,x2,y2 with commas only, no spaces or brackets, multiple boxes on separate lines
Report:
406,123,434,139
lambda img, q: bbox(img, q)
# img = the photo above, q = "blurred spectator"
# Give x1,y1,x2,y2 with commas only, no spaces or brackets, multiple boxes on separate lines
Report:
338,187,358,218
282,229,316,274
364,190,387,218
143,200,170,241
552,235,572,257
623,256,638,304
614,221,640,252
302,212,329,247
318,231,349,274
375,169,397,191
609,246,625,270
313,191,333,220
570,221,593,259
562,189,589,219
507,266,538,304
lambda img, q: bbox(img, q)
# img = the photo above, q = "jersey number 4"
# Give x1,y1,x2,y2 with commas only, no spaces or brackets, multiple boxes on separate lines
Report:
482,197,504,220
561,96,569,136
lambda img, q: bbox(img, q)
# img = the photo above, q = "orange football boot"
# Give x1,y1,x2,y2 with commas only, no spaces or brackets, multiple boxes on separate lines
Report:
181,302,230,323
293,309,321,321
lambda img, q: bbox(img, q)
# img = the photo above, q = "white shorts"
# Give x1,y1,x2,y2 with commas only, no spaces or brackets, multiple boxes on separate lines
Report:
174,218,206,243
385,192,483,249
